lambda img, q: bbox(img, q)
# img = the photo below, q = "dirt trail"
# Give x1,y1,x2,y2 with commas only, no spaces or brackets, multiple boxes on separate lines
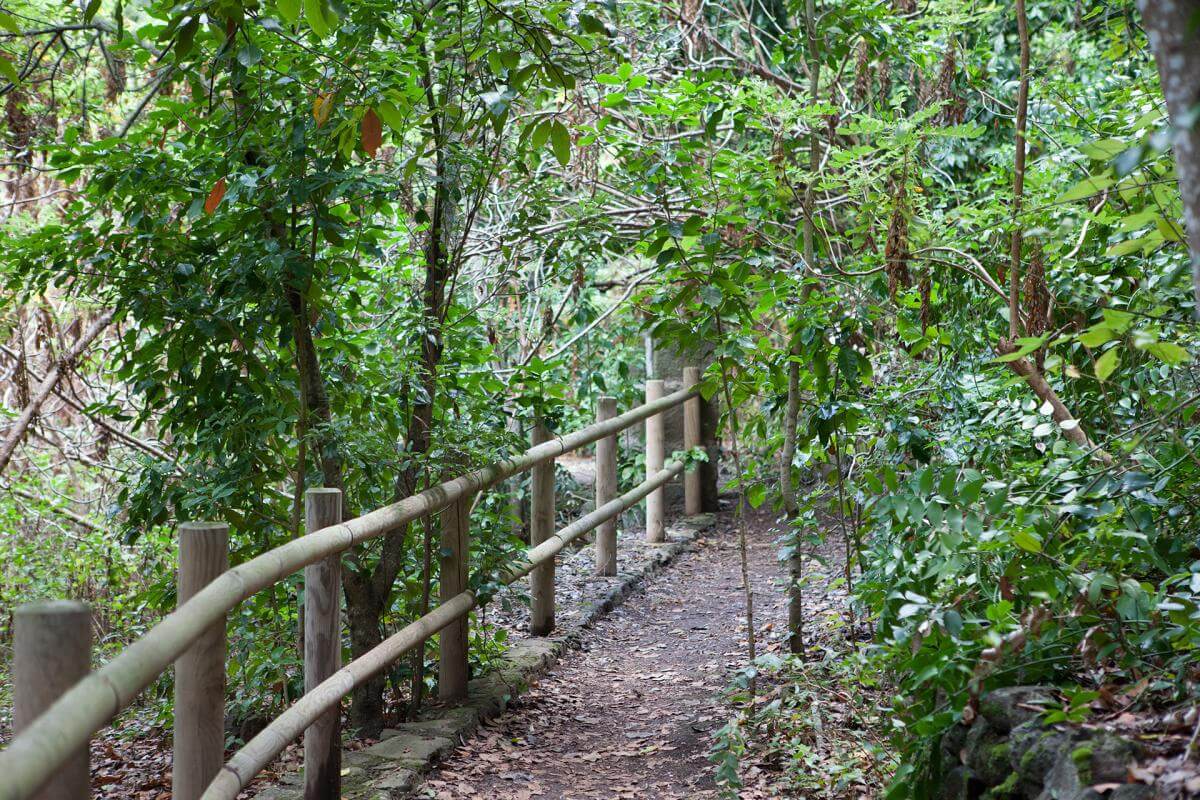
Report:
415,507,788,799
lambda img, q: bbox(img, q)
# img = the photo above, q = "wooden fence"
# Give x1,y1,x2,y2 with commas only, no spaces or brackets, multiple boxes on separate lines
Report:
1,370,711,800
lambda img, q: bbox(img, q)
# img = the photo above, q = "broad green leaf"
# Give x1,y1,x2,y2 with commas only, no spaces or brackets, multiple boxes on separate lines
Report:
549,120,571,166
236,43,262,68
1058,174,1113,202
990,336,1045,363
1013,530,1043,553
1106,238,1145,256
277,0,301,25
175,16,199,61
374,101,403,131
1144,341,1191,365
0,56,18,83
1094,347,1120,381
303,0,333,39
530,119,550,151
1078,326,1113,348
1157,216,1185,242
1100,309,1134,332
1079,138,1126,160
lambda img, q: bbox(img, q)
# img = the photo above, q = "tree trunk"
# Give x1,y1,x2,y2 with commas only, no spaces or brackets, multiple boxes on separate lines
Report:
780,350,804,655
342,48,458,730
1138,0,1200,314
1009,0,1030,337
779,0,822,658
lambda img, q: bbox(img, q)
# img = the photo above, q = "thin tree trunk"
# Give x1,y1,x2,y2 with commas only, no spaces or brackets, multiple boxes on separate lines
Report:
780,0,821,658
287,283,345,496
342,38,459,730
780,352,804,655
1008,0,1030,338
1138,0,1200,315
715,315,756,700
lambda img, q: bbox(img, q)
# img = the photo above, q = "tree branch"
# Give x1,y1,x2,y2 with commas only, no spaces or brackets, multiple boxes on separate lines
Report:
0,310,115,477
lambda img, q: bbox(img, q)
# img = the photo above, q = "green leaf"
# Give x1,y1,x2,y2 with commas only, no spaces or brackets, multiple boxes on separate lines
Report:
1013,530,1043,553
1100,309,1134,332
530,119,550,151
0,11,20,33
0,56,18,84
83,0,102,22
303,0,334,39
374,101,403,131
746,483,767,509
174,16,199,61
549,120,571,166
1144,341,1191,365
236,42,262,67
277,0,301,25
1058,174,1113,202
1157,215,1185,242
918,468,934,496
1094,347,1120,381
1077,326,1113,348
1107,231,1162,256
1079,138,1126,160
578,13,608,35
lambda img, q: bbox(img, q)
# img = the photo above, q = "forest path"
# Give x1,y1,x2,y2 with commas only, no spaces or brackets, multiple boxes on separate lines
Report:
414,506,788,800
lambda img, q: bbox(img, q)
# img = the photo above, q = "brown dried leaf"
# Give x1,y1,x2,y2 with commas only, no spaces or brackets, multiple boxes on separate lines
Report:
361,108,382,157
203,177,226,215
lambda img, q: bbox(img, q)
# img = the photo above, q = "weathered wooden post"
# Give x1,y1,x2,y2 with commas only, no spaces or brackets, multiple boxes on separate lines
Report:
595,396,619,576
439,490,472,701
530,420,555,635
304,489,342,800
645,379,666,542
14,600,92,800
174,522,230,800
683,367,703,516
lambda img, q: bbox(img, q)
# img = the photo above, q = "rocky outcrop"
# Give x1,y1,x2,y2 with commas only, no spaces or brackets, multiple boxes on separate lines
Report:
940,687,1151,800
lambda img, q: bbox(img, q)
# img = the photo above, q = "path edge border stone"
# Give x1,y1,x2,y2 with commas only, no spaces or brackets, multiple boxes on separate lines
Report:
253,512,718,800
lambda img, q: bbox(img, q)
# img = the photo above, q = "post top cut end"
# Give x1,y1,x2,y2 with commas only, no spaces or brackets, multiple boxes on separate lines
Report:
15,599,90,617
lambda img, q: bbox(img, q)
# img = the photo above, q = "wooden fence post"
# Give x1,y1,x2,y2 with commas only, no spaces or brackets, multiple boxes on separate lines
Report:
530,420,555,635
683,367,703,516
595,396,619,576
645,379,666,542
439,490,472,701
174,522,229,800
304,489,342,800
14,600,91,800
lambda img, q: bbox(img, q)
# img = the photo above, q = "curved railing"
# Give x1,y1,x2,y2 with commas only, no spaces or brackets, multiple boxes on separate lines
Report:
1,368,711,800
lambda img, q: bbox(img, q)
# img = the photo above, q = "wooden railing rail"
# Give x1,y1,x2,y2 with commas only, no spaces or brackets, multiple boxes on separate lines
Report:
203,461,687,799
1,375,710,800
